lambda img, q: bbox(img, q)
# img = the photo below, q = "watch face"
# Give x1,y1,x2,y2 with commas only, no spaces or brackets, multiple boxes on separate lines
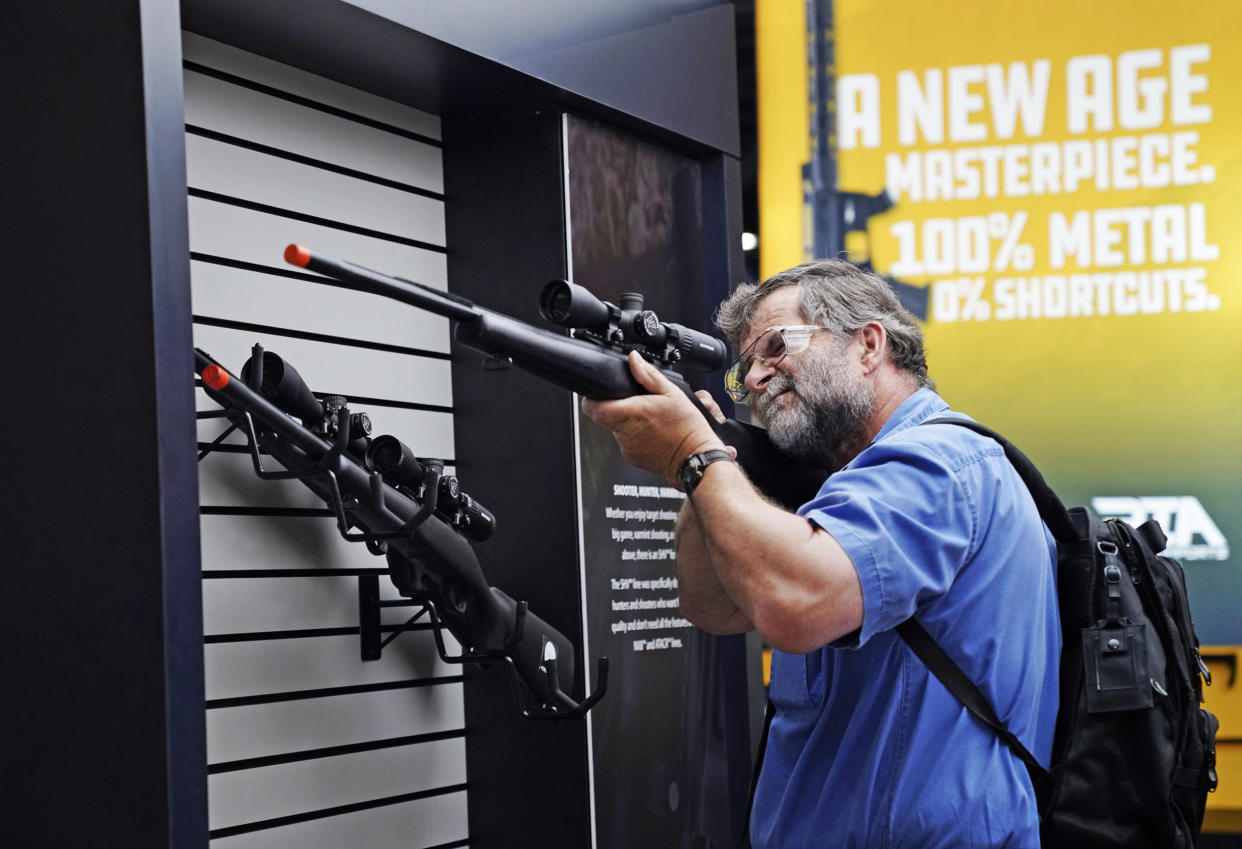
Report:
679,459,697,489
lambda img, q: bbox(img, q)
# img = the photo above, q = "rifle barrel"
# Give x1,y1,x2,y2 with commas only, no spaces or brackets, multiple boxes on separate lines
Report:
285,244,480,323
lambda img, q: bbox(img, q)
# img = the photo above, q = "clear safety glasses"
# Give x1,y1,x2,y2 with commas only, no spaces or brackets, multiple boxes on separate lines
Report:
723,325,830,403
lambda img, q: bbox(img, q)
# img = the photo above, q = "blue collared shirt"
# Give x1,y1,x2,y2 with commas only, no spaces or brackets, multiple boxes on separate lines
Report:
752,388,1060,849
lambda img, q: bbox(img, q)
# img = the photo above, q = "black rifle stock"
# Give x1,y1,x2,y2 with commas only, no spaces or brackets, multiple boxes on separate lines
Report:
284,245,826,509
195,347,605,719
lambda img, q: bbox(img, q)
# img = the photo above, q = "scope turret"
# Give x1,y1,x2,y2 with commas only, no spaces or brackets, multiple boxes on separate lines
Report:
538,280,726,373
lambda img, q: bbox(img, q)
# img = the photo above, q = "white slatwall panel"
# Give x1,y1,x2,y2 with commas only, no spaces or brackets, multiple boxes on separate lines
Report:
192,325,455,408
199,514,411,572
185,31,468,849
203,577,412,634
207,687,465,763
183,71,444,191
211,793,469,849
204,634,459,702
187,195,448,285
190,261,448,352
186,134,446,241
209,738,467,829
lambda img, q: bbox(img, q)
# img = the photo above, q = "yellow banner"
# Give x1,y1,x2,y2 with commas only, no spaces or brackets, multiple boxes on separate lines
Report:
760,0,1242,647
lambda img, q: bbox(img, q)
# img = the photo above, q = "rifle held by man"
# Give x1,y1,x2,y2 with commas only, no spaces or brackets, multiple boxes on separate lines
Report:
284,245,827,509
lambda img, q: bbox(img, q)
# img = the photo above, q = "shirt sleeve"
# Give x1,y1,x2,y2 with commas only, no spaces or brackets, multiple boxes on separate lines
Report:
798,436,977,647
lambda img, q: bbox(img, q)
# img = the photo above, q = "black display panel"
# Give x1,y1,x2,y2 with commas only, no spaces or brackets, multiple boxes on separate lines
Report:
566,114,737,849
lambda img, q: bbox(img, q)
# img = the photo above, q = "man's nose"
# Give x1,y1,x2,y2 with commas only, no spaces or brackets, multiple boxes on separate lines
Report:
744,359,778,395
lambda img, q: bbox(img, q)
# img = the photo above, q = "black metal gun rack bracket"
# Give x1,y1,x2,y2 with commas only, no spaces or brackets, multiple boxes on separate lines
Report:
195,343,607,720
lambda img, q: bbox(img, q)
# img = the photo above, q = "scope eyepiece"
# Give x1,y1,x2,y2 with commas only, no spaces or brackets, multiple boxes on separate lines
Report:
667,324,727,372
540,280,611,329
240,351,324,425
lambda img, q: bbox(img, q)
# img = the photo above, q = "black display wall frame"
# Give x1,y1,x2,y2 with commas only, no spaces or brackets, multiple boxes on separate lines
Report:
444,107,756,849
8,1,206,847
442,109,593,849
9,0,755,844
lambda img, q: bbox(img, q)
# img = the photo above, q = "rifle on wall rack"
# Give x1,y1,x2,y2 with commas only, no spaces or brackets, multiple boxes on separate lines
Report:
282,244,828,509
195,344,607,720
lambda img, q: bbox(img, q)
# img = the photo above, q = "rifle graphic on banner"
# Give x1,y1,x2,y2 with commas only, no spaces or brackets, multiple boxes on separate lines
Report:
803,0,929,319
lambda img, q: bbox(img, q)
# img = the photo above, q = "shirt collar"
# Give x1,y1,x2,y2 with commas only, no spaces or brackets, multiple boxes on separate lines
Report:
869,386,949,445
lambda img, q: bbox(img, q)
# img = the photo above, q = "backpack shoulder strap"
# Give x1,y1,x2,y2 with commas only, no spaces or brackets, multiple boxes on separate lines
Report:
902,416,1061,795
896,618,1047,783
921,416,1078,544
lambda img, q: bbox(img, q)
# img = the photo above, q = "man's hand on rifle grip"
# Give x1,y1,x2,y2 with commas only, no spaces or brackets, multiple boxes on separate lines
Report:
582,351,728,488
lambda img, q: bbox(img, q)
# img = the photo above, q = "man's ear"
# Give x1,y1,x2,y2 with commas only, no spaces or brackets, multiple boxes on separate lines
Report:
857,322,887,375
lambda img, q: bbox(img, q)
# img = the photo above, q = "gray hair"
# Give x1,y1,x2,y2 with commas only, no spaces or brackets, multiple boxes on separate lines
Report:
716,259,933,388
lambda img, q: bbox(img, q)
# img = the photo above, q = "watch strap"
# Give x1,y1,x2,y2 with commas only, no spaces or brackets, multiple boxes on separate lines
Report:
679,449,734,495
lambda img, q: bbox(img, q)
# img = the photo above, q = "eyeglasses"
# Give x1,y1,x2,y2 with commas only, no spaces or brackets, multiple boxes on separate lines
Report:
723,325,830,403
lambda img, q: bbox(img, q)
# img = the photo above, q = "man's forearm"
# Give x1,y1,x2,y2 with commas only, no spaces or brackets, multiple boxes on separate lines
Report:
682,460,863,654
674,501,753,634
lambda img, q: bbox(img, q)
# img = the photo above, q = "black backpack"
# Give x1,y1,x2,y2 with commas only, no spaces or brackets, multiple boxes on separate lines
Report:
899,418,1220,847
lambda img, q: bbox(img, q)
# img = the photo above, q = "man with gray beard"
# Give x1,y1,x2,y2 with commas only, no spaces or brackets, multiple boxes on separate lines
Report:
582,260,1059,849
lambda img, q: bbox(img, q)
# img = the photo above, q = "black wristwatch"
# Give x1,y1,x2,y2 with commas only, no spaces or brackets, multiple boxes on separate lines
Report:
678,449,734,495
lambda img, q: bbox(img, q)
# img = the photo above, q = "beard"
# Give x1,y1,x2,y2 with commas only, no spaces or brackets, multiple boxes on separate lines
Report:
753,339,875,468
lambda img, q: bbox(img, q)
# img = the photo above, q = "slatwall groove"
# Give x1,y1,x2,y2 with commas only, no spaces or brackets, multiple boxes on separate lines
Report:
207,793,469,849
208,729,468,774
199,506,335,518
188,34,467,847
185,124,445,199
206,684,466,761
207,784,468,840
206,676,466,710
187,196,448,284
180,36,443,145
209,739,468,830
192,313,453,360
197,514,459,575
191,251,326,281
203,625,433,644
187,187,446,252
192,331,454,408
203,575,421,635
182,59,443,148
188,251,455,354
204,636,463,699
203,569,394,579
194,381,460,416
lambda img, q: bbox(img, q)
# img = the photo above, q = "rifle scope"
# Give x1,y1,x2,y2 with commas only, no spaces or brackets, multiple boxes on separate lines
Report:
240,351,324,425
539,281,727,373
367,435,496,541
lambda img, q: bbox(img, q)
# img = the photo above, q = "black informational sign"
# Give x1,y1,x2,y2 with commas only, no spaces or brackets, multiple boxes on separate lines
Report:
566,115,736,849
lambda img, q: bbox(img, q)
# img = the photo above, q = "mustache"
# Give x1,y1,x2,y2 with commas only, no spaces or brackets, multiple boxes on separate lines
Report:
754,373,797,415
762,373,795,399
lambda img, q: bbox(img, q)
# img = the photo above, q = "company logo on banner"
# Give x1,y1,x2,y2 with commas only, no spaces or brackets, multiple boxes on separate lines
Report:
1092,496,1230,561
